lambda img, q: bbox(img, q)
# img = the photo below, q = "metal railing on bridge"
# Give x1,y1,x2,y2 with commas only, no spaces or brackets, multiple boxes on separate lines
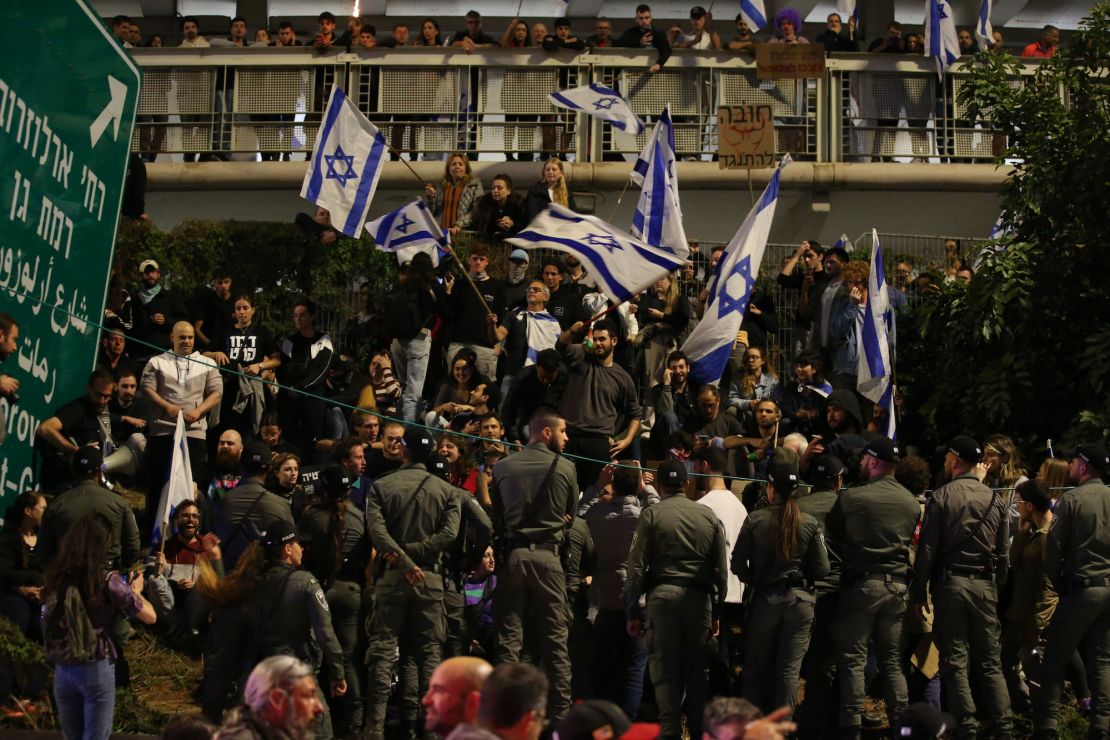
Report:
128,47,1041,164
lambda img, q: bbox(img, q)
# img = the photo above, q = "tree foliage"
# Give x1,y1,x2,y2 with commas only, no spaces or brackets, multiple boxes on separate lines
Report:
899,3,1110,453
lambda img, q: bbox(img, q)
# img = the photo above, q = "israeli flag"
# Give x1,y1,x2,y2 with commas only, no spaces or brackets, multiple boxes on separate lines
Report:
630,105,689,259
975,0,994,51
925,0,960,79
366,200,447,267
151,411,195,546
834,233,853,251
740,0,768,31
525,312,561,366
857,230,896,439
506,204,686,304
837,0,860,30
301,87,388,238
682,156,790,387
548,84,644,135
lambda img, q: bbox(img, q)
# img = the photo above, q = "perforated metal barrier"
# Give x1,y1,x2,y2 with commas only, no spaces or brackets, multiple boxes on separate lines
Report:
129,50,1046,162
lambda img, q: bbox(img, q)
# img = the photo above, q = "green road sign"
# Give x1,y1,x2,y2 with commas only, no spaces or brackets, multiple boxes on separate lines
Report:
0,1,141,506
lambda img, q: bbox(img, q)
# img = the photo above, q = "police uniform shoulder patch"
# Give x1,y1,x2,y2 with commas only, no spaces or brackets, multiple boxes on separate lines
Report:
314,588,330,611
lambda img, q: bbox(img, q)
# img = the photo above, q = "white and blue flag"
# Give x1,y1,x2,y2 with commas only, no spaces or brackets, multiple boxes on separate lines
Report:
548,84,645,135
366,200,447,266
630,105,689,259
525,312,561,366
740,0,768,31
301,86,389,238
925,0,960,79
151,411,195,546
682,156,789,387
975,0,994,51
857,229,896,439
837,0,860,32
506,203,686,304
834,233,854,251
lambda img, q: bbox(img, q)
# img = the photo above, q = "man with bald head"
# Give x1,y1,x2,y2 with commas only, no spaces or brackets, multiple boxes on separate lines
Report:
141,321,222,535
423,657,493,736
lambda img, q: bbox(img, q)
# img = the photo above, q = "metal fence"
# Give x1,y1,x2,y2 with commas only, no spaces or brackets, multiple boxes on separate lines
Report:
311,231,973,388
129,48,1044,163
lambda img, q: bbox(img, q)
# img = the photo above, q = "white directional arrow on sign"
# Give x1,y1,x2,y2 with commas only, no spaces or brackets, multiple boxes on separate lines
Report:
89,75,127,148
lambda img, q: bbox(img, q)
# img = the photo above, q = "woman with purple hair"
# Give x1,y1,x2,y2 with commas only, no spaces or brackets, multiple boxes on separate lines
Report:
770,8,809,43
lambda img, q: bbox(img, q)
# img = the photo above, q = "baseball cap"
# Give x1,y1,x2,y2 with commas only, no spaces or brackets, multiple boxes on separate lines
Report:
768,460,800,493
242,440,273,474
261,520,299,548
657,458,688,488
1065,442,1110,471
426,452,451,481
941,435,982,464
509,248,530,263
894,702,956,739
403,427,437,455
320,465,354,494
139,259,159,273
73,447,104,476
690,6,708,18
863,437,900,463
811,455,846,483
554,700,660,740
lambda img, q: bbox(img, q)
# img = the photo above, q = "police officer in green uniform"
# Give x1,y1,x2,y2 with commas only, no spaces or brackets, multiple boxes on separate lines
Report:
491,408,579,721
251,519,347,739
794,454,845,735
38,447,141,569
625,458,728,740
827,437,920,737
911,435,1012,738
1035,442,1110,738
734,460,829,717
298,466,371,736
363,428,461,740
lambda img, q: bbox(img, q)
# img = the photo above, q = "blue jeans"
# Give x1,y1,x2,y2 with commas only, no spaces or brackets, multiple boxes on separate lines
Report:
392,333,431,423
54,659,115,740
593,609,647,720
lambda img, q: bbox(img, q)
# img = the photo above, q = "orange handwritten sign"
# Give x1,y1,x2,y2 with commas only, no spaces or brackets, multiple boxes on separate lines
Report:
718,105,775,169
755,43,826,79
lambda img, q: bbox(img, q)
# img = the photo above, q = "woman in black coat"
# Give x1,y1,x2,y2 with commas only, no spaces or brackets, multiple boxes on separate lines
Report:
472,173,525,243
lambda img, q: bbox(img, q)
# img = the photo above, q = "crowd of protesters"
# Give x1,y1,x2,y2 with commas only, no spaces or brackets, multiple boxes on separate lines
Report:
1,169,1106,739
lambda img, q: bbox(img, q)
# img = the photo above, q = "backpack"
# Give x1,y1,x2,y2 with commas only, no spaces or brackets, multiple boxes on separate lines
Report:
42,584,99,664
384,286,423,341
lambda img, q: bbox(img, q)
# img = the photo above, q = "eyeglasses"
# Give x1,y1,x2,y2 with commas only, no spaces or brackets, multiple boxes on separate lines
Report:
526,287,545,293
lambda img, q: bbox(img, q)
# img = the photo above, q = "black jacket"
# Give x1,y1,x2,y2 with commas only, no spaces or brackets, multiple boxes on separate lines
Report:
523,181,579,224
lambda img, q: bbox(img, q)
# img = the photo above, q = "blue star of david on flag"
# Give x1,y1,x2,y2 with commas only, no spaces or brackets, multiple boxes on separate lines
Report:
937,2,948,19
324,146,358,187
585,233,623,254
394,213,415,234
716,256,756,319
593,98,617,111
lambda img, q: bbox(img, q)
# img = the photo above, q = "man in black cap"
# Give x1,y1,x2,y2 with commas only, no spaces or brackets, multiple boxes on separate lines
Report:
249,518,347,738
38,447,141,569
911,436,1013,737
827,437,921,737
212,440,293,570
670,6,721,49
364,427,461,739
1035,442,1110,736
626,457,728,739
794,454,844,733
490,408,579,721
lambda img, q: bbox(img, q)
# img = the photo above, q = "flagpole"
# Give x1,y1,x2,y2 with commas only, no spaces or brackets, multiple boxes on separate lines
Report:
383,142,499,336
607,178,633,222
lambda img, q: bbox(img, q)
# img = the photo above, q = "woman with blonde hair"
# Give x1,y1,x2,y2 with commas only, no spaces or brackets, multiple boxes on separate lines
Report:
1036,457,1071,499
423,152,483,234
982,434,1028,491
523,157,578,223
